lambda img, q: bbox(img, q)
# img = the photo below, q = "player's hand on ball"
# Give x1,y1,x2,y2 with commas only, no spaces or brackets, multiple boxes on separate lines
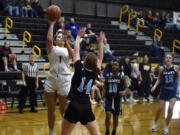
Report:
77,27,86,37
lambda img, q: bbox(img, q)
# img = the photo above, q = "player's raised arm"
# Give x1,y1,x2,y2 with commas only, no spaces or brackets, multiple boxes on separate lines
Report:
73,27,86,63
151,66,163,92
64,34,74,59
46,21,56,53
97,32,105,70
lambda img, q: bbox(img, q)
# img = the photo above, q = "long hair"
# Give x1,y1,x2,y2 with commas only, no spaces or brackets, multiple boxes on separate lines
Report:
84,52,98,79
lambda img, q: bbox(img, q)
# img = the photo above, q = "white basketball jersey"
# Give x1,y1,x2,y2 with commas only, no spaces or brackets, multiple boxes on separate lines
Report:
48,46,71,75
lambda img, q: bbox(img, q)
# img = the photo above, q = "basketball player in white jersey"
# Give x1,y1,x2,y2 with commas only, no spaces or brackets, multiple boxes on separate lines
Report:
44,20,73,135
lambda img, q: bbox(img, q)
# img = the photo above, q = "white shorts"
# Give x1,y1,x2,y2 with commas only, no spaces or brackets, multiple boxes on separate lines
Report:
44,73,72,96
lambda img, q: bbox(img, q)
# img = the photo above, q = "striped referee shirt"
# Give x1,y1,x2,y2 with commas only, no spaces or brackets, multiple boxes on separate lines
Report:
22,63,39,78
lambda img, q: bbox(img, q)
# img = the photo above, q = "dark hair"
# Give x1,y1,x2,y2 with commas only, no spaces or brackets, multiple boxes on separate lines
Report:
84,52,98,79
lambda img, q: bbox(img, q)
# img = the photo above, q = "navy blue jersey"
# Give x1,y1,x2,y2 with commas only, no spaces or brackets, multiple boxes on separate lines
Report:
67,60,96,102
105,72,124,97
159,65,179,100
161,65,178,90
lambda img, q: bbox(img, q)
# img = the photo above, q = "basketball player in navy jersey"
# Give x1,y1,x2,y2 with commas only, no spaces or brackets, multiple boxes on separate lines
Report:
151,54,180,135
103,61,125,135
60,28,105,135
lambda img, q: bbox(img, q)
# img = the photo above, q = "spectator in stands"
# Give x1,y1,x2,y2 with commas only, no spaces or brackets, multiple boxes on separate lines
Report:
24,0,33,17
131,56,141,97
31,0,44,18
3,0,20,16
154,12,161,27
103,58,116,77
66,30,75,48
151,36,164,57
166,13,171,23
80,37,95,58
103,38,115,62
85,23,97,42
137,10,144,20
139,55,152,102
122,56,136,103
65,18,80,38
18,0,28,17
58,17,66,32
19,55,39,113
0,41,19,72
159,12,166,28
147,10,156,25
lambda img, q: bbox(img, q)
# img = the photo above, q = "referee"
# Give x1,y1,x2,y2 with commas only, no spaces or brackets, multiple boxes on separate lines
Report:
19,55,39,113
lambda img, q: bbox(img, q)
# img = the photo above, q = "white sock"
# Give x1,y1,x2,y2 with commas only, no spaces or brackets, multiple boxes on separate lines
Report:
14,65,17,70
130,96,133,100
49,129,55,135
5,66,9,71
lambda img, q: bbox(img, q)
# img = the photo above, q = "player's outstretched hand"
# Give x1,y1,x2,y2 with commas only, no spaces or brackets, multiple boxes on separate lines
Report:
77,27,86,37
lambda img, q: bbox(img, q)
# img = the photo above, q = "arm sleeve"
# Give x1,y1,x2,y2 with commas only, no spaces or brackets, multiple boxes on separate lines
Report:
139,63,143,72
9,48,12,54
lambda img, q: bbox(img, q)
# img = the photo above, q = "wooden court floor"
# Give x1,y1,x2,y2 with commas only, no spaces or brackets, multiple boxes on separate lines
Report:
0,101,180,135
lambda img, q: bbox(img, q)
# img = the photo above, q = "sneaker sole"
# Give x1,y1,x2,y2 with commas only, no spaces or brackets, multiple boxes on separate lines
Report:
152,129,157,132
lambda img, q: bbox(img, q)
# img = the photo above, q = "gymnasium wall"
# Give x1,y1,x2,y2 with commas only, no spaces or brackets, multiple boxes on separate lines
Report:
39,0,180,18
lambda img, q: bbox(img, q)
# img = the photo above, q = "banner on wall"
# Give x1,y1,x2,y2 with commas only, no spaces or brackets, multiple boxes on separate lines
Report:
173,12,180,25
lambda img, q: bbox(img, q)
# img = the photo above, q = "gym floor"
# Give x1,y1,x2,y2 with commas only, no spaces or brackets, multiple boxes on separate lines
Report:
0,101,180,135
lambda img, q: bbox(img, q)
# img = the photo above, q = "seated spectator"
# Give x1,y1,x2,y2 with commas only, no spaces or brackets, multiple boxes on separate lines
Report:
159,12,166,28
66,30,75,48
80,37,95,58
103,38,115,62
0,41,19,72
3,0,20,16
58,17,66,32
103,58,116,77
150,36,164,57
154,12,161,27
18,0,27,17
147,10,156,25
65,18,80,38
166,13,171,23
85,23,97,42
24,0,33,17
31,0,44,18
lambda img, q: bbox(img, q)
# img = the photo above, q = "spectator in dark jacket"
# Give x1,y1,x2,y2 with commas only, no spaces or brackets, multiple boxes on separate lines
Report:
3,0,20,16
151,36,164,57
0,41,19,72
31,0,44,18
65,18,80,38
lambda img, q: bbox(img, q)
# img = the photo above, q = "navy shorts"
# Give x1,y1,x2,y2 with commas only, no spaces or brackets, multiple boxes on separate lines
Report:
64,100,95,125
159,88,177,101
103,96,122,115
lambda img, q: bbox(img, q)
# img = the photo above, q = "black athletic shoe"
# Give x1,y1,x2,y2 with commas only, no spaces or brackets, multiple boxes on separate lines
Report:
112,130,116,135
105,129,110,135
30,109,38,113
18,109,23,114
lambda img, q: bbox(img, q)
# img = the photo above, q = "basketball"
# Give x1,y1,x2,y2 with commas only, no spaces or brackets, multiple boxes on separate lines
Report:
10,53,16,59
46,5,61,21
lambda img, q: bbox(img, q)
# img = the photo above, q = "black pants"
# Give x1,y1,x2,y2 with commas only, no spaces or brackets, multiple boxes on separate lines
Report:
19,77,36,110
140,78,151,98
